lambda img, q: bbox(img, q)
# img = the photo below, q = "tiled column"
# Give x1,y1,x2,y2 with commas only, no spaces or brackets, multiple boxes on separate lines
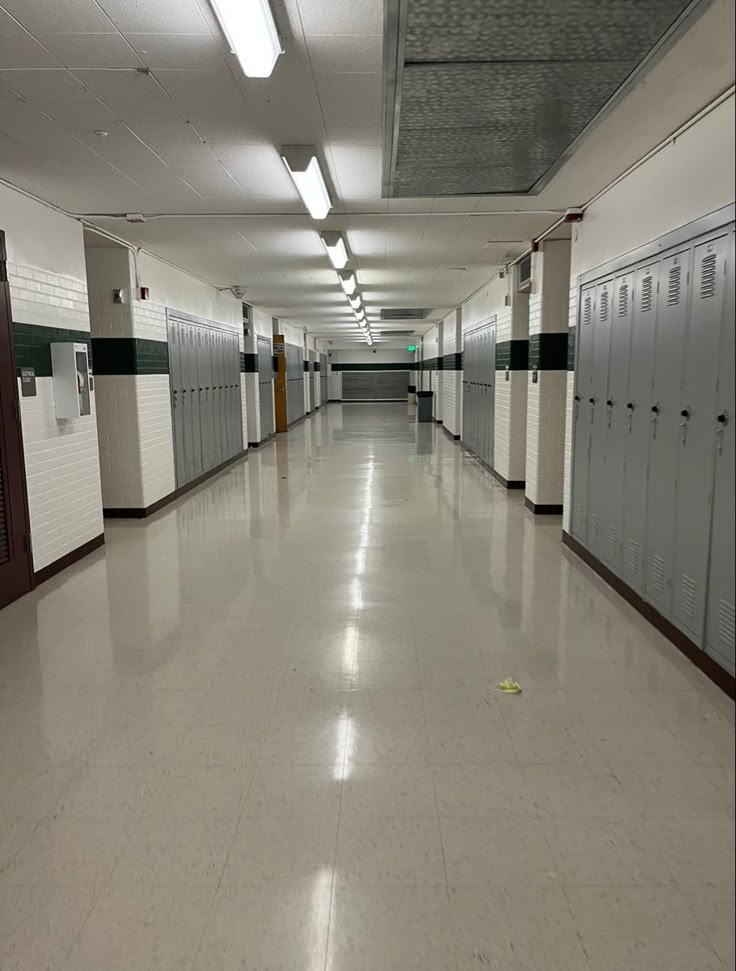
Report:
525,239,571,514
441,310,462,438
493,273,529,487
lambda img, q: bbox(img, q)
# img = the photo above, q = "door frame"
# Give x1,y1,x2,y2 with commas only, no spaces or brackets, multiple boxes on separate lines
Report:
0,229,34,606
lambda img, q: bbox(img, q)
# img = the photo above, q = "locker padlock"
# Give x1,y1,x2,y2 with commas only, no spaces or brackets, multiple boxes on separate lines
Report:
650,404,660,439
716,411,729,454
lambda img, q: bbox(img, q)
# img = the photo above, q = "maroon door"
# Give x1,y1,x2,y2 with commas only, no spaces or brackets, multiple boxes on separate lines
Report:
0,231,33,608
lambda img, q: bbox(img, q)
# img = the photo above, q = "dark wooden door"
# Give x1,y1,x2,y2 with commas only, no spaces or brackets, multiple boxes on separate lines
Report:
0,231,33,608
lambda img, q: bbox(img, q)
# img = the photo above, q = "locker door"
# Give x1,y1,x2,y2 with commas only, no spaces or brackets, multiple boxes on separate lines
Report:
183,325,197,483
168,319,186,486
644,248,691,617
600,271,633,573
586,279,613,558
671,234,730,641
190,327,203,477
705,230,735,674
488,322,496,467
203,328,216,470
571,285,596,542
621,263,659,593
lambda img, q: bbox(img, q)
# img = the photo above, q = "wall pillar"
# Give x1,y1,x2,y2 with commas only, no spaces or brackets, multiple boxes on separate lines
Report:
524,239,571,514
493,273,529,487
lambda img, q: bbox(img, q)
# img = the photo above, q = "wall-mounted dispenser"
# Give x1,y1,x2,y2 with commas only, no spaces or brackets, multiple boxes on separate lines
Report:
50,342,91,418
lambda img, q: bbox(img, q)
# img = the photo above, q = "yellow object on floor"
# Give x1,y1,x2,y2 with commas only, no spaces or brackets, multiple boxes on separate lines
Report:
494,678,522,694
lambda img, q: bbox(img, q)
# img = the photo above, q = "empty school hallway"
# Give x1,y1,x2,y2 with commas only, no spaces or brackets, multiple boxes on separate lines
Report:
0,402,733,970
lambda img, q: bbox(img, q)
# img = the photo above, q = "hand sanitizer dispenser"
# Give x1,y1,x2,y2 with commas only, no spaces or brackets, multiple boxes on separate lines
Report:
50,342,91,419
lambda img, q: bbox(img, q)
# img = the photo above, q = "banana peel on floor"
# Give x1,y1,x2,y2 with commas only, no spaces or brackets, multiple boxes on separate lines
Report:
492,678,522,695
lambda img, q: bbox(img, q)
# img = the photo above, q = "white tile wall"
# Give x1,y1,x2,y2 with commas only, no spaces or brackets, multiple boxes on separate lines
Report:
132,300,168,341
240,374,249,444
94,376,143,509
525,371,568,506
7,261,90,331
562,374,575,532
137,375,176,506
18,378,104,571
9,258,104,570
245,373,262,444
494,371,528,482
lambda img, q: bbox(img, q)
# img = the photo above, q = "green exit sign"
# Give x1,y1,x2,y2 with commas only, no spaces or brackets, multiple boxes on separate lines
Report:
407,344,416,352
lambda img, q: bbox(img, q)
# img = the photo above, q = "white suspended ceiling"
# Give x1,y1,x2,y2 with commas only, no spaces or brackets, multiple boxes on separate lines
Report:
0,0,733,339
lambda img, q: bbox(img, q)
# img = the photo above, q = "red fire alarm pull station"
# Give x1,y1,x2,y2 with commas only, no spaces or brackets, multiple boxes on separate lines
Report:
140,287,150,300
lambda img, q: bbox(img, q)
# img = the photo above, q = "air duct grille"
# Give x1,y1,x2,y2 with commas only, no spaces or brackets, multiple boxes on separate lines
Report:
380,309,429,321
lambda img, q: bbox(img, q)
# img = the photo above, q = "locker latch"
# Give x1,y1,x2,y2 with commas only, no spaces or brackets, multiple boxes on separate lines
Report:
574,394,581,420
716,411,729,454
679,407,691,445
626,401,634,433
650,404,660,439
588,396,596,423
606,399,613,429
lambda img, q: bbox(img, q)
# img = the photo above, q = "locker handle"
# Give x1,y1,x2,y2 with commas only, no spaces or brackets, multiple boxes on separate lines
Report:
606,399,613,428
626,402,634,433
588,397,596,404
716,411,729,454
650,405,660,414
717,412,729,424
650,404,660,440
679,406,691,444
679,408,691,419
606,399,613,407
626,402,634,410
574,394,581,402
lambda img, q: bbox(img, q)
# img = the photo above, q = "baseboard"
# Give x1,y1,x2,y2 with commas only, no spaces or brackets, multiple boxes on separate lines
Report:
248,433,275,448
33,533,105,586
490,467,525,490
525,498,563,515
104,449,248,520
441,426,461,441
433,418,443,425
562,531,735,698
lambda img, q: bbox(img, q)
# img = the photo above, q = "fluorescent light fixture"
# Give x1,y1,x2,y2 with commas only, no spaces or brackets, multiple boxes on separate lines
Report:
349,293,362,311
338,271,356,295
211,0,282,78
320,232,348,270
281,145,332,220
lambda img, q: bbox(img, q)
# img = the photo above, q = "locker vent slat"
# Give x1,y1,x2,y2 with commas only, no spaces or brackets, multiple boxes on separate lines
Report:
599,289,609,321
680,574,696,617
574,504,584,533
583,296,592,326
640,276,653,312
699,253,717,299
667,266,682,306
607,526,617,559
718,599,735,651
0,456,10,565
626,540,639,576
650,554,665,594
590,514,600,546
617,283,629,317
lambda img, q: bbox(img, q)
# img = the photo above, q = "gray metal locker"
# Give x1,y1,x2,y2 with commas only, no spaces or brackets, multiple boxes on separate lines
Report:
571,285,596,542
600,271,633,574
705,230,735,674
620,263,659,593
199,327,213,472
671,234,730,641
586,279,613,559
257,336,274,439
169,318,186,486
320,353,328,404
644,248,692,617
183,324,198,482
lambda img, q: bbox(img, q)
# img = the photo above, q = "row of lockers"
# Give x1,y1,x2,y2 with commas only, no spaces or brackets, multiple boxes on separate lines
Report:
285,342,305,425
257,336,275,440
571,222,735,675
462,320,497,466
168,313,243,487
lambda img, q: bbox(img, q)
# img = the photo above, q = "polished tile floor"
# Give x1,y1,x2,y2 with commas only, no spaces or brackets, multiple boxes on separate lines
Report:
0,403,733,970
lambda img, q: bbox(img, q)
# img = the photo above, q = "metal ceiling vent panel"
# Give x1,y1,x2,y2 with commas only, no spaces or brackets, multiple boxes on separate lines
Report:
383,0,714,196
380,308,429,320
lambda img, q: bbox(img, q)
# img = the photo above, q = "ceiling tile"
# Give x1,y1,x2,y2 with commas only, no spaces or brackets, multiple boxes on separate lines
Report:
96,0,210,34
318,72,381,128
72,69,185,120
124,33,225,69
37,32,144,68
0,67,97,102
0,33,61,68
0,0,115,34
307,33,382,73
295,0,382,35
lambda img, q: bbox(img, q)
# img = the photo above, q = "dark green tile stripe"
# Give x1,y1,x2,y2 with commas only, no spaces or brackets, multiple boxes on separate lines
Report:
568,326,576,371
441,352,463,370
314,362,321,372
13,322,92,377
332,363,413,372
529,332,569,370
303,360,311,372
495,340,528,370
241,352,258,373
92,337,169,375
